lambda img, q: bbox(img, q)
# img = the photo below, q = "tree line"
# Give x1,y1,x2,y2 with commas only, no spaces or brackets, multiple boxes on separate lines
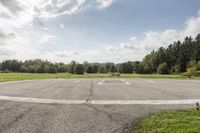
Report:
0,59,137,74
0,34,200,75
139,34,200,75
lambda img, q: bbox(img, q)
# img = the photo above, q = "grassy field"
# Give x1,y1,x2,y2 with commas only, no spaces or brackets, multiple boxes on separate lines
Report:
132,109,200,133
0,73,200,82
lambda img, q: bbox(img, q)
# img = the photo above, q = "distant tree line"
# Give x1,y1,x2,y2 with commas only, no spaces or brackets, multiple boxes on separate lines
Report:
0,34,200,75
0,59,137,74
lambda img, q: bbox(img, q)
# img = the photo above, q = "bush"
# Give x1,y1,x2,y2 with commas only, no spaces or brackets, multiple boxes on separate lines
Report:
185,60,200,77
184,71,200,77
157,63,169,74
182,72,192,78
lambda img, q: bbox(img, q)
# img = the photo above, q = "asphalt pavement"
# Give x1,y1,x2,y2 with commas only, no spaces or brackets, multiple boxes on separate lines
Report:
0,78,199,133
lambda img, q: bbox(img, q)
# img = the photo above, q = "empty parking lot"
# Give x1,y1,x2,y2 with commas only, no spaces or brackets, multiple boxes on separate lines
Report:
0,78,199,133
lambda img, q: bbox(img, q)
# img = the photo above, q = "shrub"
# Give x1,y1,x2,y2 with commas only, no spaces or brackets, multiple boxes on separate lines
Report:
185,60,200,77
182,72,192,78
157,63,169,74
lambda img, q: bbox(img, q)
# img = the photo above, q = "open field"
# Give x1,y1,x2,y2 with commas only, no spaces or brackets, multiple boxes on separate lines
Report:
132,109,200,133
0,73,200,82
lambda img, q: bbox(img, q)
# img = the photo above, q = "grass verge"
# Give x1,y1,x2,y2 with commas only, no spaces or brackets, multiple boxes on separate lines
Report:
0,73,200,82
132,109,200,133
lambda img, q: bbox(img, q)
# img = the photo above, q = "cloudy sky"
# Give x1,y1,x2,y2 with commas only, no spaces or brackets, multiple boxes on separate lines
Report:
0,0,200,63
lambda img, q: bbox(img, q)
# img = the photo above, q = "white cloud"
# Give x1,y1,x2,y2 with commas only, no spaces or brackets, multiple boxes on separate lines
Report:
38,34,57,44
59,23,65,29
0,0,116,62
0,0,37,24
0,31,41,61
183,10,200,37
0,48,13,56
110,10,200,61
120,42,136,50
0,28,16,40
42,0,87,17
98,0,113,9
0,0,115,26
130,36,136,42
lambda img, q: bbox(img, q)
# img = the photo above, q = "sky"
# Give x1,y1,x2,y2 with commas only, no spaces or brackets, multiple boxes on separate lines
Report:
0,0,200,63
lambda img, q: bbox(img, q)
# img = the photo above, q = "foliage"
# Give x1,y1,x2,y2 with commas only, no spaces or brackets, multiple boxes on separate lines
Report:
139,34,200,75
75,64,84,74
157,63,169,74
185,60,200,77
68,61,76,74
117,61,134,73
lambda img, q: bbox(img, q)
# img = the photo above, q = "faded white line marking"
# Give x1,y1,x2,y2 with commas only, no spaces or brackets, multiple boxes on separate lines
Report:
120,79,131,85
0,79,65,85
125,81,131,85
0,80,36,85
0,96,199,105
91,100,200,105
0,96,86,104
97,79,105,85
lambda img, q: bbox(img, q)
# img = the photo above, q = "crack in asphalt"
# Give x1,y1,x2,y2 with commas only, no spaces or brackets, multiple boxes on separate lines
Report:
85,79,130,133
86,104,132,133
85,79,132,133
86,79,94,103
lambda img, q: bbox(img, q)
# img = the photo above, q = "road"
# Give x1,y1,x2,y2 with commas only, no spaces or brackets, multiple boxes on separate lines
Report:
0,78,199,133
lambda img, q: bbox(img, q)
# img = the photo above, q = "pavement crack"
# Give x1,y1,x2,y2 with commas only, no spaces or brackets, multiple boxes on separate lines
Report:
86,104,133,133
86,79,94,103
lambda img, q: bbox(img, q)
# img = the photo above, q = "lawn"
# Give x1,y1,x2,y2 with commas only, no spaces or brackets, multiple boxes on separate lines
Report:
0,73,199,82
132,109,200,133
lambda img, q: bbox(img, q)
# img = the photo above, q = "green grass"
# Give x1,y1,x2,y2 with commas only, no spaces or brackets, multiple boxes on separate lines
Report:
132,109,200,133
119,74,200,79
0,73,199,83
0,73,69,82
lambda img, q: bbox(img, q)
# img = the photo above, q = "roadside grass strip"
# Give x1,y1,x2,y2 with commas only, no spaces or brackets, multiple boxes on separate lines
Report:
132,109,200,133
